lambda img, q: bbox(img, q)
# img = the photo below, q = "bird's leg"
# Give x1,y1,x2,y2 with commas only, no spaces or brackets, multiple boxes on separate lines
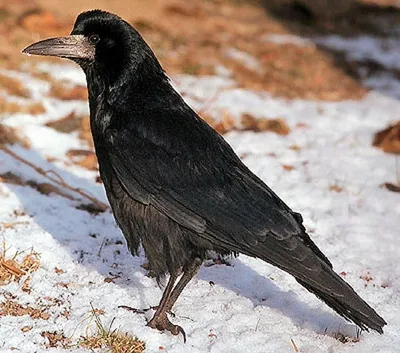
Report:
120,239,180,315
163,257,202,313
146,270,178,316
119,271,178,315
147,257,202,342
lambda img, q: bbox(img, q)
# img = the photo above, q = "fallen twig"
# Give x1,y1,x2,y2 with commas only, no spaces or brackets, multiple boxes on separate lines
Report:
291,338,299,353
0,146,109,212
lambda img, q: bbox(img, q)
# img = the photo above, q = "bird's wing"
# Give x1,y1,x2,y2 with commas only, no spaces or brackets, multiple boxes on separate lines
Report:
105,114,331,284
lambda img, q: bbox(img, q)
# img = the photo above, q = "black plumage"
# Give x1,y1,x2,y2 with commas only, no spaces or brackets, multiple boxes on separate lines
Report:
23,10,386,340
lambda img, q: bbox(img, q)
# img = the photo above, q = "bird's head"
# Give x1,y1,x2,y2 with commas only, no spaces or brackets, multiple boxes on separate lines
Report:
23,10,164,88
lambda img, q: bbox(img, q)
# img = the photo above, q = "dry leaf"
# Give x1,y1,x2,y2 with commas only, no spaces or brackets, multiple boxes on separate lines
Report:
383,182,400,193
0,73,28,97
0,97,45,115
0,299,49,320
46,112,82,133
282,164,295,171
0,246,40,286
329,184,344,193
54,267,65,274
373,122,400,154
21,276,31,293
41,331,71,348
55,282,69,288
0,124,30,148
67,149,98,170
289,144,302,151
79,116,94,147
104,275,120,283
1,260,25,277
77,154,98,170
360,272,373,282
241,114,290,135
201,112,237,134
61,310,70,319
93,308,105,315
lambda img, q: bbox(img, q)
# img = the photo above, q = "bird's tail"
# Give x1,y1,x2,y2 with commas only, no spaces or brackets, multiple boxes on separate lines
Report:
296,267,386,334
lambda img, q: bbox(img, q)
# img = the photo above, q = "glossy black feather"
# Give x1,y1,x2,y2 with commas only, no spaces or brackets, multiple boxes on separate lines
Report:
71,10,386,333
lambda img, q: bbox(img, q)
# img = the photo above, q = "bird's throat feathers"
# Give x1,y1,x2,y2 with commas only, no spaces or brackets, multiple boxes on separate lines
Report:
86,47,168,108
85,46,173,141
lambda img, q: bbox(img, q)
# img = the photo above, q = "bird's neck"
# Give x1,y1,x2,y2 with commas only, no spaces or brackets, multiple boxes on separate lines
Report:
86,58,169,108
85,59,173,142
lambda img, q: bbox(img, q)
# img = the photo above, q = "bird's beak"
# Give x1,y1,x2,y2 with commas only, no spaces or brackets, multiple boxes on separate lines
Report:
22,35,94,60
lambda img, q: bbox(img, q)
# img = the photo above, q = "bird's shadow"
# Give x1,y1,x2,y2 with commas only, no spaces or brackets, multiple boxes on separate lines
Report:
0,145,154,311
198,258,358,339
1,145,358,340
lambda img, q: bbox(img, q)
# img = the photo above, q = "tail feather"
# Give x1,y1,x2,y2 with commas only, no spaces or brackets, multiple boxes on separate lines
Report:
297,272,387,334
253,228,386,334
294,231,386,333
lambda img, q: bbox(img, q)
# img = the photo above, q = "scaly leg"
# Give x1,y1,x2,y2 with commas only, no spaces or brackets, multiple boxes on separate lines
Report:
119,240,179,316
119,273,178,315
147,257,202,342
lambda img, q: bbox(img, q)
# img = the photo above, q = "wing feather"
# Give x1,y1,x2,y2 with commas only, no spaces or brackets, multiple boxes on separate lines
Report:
106,126,329,279
99,92,336,287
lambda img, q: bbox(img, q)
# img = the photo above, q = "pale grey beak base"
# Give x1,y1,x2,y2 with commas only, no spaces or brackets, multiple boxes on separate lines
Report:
22,35,94,60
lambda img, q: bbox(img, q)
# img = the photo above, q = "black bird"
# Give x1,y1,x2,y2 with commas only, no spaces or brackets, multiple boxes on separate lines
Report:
23,10,386,340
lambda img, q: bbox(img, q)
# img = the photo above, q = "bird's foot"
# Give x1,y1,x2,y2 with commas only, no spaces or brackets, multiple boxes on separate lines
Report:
147,313,186,342
118,305,176,317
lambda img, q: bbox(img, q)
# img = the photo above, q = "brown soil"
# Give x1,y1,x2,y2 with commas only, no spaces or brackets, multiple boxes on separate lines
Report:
1,0,397,101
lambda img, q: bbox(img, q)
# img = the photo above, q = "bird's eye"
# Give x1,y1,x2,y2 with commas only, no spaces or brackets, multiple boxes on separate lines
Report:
89,34,100,45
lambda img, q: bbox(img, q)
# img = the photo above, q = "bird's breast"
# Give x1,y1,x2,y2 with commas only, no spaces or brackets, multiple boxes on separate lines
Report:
90,99,112,134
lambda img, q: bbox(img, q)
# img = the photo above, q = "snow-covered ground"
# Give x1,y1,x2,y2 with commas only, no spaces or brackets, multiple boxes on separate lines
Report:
0,33,399,353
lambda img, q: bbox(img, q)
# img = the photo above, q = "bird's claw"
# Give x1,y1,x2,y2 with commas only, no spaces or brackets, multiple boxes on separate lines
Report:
118,305,158,314
118,305,176,317
147,314,187,343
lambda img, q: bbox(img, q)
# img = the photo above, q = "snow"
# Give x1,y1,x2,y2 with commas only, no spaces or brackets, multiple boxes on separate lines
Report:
0,33,399,353
224,48,262,71
264,34,316,47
